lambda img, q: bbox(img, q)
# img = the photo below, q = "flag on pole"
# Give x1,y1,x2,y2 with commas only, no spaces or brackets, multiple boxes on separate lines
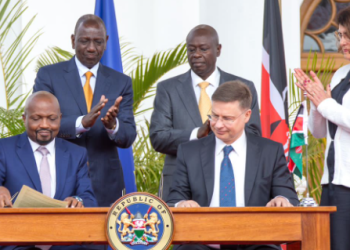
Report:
288,100,308,178
95,0,137,194
261,0,290,157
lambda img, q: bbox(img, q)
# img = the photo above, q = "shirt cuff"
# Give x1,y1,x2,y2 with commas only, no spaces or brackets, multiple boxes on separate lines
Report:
275,195,289,204
76,116,90,136
106,118,120,139
190,127,200,141
174,200,185,207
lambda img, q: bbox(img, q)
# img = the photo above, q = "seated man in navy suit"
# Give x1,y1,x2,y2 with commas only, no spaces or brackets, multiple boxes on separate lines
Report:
0,91,97,250
167,81,298,250
0,91,97,209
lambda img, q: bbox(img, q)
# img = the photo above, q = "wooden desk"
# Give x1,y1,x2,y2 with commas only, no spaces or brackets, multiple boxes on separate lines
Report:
0,207,336,250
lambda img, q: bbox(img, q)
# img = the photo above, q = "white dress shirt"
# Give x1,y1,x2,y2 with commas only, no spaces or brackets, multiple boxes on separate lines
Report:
74,57,119,137
210,132,247,207
208,132,246,249
28,138,56,198
309,64,350,187
189,67,220,140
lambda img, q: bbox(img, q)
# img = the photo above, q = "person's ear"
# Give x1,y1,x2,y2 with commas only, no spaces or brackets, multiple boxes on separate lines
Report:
244,109,252,123
217,44,222,57
71,34,75,49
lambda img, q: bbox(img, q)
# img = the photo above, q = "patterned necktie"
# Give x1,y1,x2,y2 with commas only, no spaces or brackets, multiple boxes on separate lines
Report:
220,146,236,207
84,71,93,112
37,146,51,197
198,81,211,123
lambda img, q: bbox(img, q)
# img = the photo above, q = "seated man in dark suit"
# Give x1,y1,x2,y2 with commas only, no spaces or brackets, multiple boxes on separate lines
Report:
0,91,97,250
167,81,299,250
150,25,261,201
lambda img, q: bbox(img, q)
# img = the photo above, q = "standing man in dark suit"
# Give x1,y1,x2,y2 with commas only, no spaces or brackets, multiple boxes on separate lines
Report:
150,25,261,200
167,81,298,250
33,15,136,207
0,91,97,249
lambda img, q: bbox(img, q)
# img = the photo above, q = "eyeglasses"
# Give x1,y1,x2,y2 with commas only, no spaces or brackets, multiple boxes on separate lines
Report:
207,110,248,126
334,31,350,42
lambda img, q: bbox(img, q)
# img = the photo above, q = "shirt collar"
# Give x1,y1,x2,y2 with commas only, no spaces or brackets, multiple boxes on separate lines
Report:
75,56,99,78
28,137,56,155
215,131,247,157
191,66,220,88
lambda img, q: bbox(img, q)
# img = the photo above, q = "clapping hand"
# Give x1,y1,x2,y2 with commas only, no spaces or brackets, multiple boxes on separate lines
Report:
101,96,123,130
294,69,331,107
82,95,108,128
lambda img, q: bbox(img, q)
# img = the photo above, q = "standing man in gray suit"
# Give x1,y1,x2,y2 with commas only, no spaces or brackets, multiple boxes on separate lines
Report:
150,25,261,200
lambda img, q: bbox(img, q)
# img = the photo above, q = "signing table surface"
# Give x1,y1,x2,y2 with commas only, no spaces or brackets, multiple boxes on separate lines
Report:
0,207,336,250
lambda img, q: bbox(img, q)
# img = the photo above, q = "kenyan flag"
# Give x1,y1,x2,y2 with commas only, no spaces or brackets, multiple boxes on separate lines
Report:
288,100,308,178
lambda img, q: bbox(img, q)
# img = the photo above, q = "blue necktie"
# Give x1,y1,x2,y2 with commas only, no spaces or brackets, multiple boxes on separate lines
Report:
220,145,236,207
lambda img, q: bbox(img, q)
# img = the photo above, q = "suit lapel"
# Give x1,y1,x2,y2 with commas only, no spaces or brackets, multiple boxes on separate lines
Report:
201,134,216,204
16,133,42,191
176,71,202,127
54,139,69,200
92,64,111,107
244,132,262,205
63,57,88,114
218,68,236,85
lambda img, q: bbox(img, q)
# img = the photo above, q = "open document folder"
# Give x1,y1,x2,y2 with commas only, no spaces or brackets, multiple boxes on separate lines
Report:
13,185,68,208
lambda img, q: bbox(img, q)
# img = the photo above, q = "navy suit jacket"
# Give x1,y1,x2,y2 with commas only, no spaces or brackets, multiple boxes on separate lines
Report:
0,132,97,207
33,57,136,206
167,133,299,207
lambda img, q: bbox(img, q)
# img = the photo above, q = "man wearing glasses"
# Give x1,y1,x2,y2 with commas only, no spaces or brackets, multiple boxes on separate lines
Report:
150,25,261,201
167,81,298,250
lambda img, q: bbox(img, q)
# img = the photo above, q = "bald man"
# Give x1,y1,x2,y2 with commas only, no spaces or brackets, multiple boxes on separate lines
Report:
150,25,261,200
0,91,97,210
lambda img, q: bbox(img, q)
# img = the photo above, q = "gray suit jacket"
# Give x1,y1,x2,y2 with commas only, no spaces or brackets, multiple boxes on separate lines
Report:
150,69,261,200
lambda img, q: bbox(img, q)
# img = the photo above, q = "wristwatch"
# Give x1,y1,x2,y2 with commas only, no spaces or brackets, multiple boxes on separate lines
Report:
72,196,83,205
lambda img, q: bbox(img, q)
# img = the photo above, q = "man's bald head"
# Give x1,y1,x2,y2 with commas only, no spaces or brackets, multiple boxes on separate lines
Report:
23,91,61,145
186,25,219,45
186,24,221,80
24,91,60,115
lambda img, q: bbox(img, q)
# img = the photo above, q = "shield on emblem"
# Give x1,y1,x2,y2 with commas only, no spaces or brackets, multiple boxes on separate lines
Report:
133,212,145,238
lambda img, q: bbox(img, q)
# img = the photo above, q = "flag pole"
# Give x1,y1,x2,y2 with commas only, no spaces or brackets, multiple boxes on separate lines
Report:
305,91,310,199
300,91,318,206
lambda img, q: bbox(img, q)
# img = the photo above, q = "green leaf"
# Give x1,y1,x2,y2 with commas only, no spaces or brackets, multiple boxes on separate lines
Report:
0,0,40,137
131,42,187,114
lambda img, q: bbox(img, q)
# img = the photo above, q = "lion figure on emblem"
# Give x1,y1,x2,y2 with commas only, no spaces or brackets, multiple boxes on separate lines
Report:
144,212,161,240
117,212,135,241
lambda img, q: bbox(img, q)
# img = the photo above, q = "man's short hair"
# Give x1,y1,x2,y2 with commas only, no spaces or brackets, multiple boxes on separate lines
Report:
212,80,252,110
74,14,106,35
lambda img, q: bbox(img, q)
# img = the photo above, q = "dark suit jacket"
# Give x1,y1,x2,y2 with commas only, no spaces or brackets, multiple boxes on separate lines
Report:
150,69,261,200
167,133,298,207
0,132,97,206
33,57,136,206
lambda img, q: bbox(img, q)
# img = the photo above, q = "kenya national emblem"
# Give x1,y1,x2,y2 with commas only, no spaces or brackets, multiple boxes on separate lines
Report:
106,193,174,250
